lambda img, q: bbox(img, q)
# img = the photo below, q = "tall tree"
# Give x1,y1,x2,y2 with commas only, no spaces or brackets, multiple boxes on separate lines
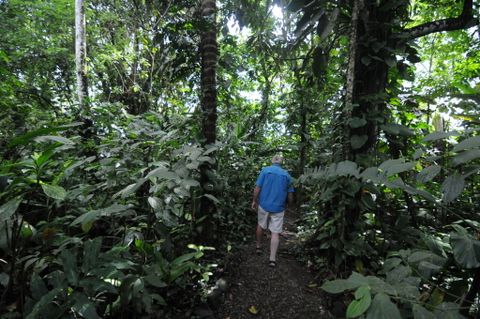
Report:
342,0,363,161
197,0,218,242
87,0,198,116
75,0,88,112
290,0,478,270
200,0,218,144
349,0,477,163
292,0,477,165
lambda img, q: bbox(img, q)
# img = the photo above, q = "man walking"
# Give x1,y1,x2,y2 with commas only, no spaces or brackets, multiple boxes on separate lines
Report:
251,155,294,267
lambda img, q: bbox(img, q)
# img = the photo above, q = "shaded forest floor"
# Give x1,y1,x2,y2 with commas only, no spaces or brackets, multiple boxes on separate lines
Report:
215,213,333,319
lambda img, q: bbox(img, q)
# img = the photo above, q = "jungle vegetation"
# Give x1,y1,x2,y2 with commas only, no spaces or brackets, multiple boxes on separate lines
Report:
0,0,479,318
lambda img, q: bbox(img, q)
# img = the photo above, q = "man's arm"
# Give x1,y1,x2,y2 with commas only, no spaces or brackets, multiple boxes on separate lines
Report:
251,186,261,211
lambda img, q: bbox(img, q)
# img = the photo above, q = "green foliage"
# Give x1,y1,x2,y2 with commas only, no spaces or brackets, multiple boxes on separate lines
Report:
346,286,371,318
0,113,223,317
320,242,467,318
450,225,480,269
303,126,480,316
1,0,479,317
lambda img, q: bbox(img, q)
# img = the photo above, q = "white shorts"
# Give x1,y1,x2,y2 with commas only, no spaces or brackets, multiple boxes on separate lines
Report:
258,206,284,233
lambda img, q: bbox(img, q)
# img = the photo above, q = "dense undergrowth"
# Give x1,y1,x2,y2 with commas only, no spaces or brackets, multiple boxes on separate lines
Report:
296,129,480,318
1,0,479,318
2,106,480,318
0,105,261,318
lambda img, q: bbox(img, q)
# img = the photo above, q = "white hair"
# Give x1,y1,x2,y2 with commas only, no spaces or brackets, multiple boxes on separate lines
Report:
271,155,283,164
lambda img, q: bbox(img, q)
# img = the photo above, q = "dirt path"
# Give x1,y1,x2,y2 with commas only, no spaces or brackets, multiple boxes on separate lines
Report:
215,213,332,319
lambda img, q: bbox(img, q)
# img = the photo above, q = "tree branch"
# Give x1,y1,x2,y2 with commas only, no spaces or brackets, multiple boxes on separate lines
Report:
395,0,477,41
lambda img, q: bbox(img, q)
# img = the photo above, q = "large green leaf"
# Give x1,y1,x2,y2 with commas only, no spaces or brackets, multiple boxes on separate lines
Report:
349,117,367,129
144,274,167,288
360,167,382,182
25,287,63,319
351,135,368,149
365,293,402,319
347,286,372,318
171,252,200,266
146,167,177,179
441,174,465,204
417,165,441,183
422,131,458,142
418,261,442,278
61,249,78,285
8,124,80,148
0,197,22,223
30,273,48,301
378,159,404,171
408,250,446,266
381,123,415,136
71,204,132,228
41,184,67,200
396,282,420,299
385,162,415,176
452,136,480,152
378,158,416,177
424,235,448,257
148,196,162,210
433,302,465,318
113,178,147,198
450,231,480,269
64,156,96,175
452,149,480,166
365,276,397,295
321,272,367,294
385,264,410,284
34,135,75,145
34,144,58,168
336,161,359,177
182,178,200,189
72,292,100,319
413,304,436,319
82,238,102,272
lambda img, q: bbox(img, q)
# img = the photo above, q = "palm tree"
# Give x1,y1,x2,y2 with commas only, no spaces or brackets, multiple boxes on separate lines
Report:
198,0,218,243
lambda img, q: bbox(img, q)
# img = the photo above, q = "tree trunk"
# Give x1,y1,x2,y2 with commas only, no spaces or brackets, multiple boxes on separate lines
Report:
349,0,393,165
200,0,218,145
350,0,477,165
197,0,218,243
343,0,363,162
75,0,88,111
296,100,308,205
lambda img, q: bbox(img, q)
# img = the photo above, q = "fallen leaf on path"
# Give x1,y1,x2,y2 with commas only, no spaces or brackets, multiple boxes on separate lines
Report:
248,305,259,314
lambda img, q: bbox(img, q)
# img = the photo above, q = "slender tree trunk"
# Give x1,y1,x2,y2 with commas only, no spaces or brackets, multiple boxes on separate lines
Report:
197,0,218,243
297,101,308,204
200,0,218,144
75,0,96,150
343,0,363,162
75,0,88,111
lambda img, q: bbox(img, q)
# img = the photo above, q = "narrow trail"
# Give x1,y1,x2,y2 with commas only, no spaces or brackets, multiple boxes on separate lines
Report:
216,213,332,319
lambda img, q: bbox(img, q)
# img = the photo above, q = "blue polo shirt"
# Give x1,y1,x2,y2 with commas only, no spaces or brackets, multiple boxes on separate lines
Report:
255,164,294,213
